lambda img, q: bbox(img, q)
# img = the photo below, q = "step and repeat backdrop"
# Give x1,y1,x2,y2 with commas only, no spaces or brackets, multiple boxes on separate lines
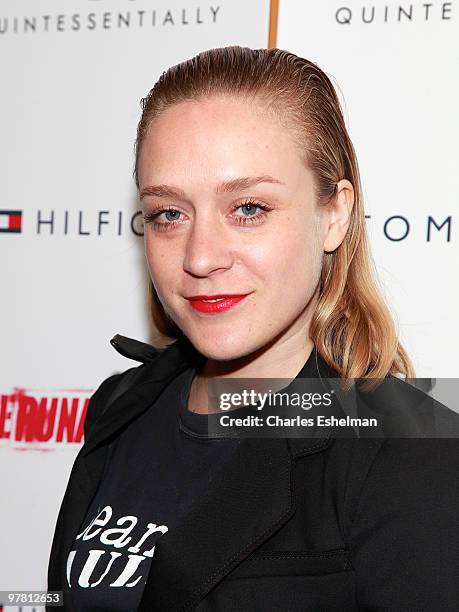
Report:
1,0,457,597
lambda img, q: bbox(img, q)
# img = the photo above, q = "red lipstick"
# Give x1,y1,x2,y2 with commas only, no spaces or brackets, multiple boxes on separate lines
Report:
185,293,251,314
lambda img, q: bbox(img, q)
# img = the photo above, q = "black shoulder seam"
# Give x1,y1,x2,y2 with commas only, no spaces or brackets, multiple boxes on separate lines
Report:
100,366,144,418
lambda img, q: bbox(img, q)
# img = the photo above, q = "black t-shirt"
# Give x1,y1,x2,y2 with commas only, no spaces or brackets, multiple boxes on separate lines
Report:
66,365,244,611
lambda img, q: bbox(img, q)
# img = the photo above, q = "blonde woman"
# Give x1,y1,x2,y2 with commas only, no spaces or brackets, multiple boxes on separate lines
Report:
48,47,458,611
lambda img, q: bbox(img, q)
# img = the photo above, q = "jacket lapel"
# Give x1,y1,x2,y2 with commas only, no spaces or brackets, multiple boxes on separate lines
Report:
139,434,332,612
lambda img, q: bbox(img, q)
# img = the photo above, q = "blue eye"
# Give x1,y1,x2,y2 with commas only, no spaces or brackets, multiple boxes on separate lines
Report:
231,199,271,226
142,208,184,232
238,203,259,216
162,210,181,222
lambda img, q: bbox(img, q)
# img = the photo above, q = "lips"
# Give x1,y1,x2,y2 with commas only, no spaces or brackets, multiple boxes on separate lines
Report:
185,293,251,314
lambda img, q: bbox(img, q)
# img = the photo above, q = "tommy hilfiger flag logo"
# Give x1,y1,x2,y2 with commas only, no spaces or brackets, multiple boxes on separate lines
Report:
0,210,22,233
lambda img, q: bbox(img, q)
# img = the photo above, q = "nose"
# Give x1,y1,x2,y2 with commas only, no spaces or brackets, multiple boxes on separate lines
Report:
182,212,234,277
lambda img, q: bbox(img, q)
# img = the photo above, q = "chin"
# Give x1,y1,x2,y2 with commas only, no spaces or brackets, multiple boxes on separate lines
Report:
187,330,258,362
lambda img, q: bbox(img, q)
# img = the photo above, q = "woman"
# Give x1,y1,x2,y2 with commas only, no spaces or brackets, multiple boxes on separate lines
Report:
48,46,458,611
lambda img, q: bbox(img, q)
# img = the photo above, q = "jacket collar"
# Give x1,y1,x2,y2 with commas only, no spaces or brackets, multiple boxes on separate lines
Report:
82,335,338,461
81,335,202,460
81,336,336,611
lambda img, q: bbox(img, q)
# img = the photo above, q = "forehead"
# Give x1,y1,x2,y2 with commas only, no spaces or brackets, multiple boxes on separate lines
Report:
137,95,309,191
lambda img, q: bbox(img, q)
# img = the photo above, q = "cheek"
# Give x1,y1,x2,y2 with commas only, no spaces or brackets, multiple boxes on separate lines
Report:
256,223,322,293
144,237,177,292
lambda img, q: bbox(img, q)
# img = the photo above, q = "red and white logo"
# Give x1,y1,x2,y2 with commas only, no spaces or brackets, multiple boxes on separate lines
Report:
0,210,22,233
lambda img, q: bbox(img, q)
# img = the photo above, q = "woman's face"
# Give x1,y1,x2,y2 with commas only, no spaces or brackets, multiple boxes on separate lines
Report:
137,95,331,361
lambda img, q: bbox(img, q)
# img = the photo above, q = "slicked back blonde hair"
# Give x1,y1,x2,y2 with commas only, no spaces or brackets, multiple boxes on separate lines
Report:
134,46,415,380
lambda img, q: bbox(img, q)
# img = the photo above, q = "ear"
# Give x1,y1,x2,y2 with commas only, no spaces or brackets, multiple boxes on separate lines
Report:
322,179,354,253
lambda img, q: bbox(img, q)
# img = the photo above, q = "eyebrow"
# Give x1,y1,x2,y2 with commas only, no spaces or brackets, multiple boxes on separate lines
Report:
139,175,284,200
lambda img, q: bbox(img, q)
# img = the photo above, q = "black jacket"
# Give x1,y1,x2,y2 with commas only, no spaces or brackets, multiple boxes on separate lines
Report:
47,335,459,611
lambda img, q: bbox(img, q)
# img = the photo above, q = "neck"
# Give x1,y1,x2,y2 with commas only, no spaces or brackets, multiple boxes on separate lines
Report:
187,332,315,415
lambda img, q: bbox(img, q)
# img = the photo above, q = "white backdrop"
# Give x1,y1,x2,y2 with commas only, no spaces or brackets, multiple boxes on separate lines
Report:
1,0,457,598
277,0,458,377
0,0,272,595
